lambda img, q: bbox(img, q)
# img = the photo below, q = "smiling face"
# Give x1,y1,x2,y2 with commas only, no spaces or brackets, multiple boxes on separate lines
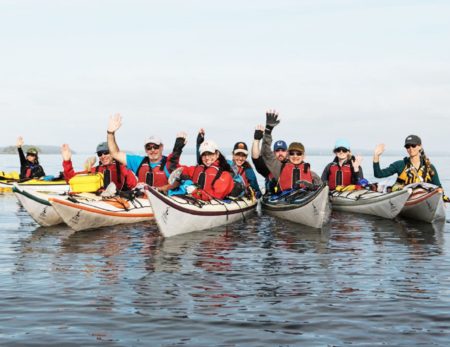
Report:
334,147,350,161
233,152,247,167
145,143,163,163
288,150,304,165
97,150,113,165
405,143,422,158
201,151,219,167
26,153,37,163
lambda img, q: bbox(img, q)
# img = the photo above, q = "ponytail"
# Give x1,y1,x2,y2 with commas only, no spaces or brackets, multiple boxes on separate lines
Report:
420,148,435,178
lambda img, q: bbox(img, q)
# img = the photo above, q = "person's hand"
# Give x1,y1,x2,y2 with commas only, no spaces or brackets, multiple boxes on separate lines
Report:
173,132,188,152
254,124,264,140
61,144,72,161
265,110,280,134
16,136,24,148
108,113,122,134
352,154,363,169
374,144,385,157
83,156,97,171
197,128,205,146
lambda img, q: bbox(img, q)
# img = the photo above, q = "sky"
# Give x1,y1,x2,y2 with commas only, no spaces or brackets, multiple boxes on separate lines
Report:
1,0,449,155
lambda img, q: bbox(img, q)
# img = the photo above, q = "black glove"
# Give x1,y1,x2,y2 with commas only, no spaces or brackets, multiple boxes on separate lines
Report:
196,132,205,147
265,112,280,134
173,137,186,153
254,129,264,140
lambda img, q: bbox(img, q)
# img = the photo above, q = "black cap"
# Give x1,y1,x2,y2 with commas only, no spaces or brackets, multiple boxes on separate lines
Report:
233,142,248,155
404,135,421,146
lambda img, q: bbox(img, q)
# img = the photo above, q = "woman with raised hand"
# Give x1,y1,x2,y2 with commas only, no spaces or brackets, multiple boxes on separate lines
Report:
16,136,45,180
373,135,443,190
321,139,364,190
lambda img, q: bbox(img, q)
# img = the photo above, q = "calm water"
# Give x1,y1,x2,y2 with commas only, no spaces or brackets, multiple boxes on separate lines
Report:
1,154,449,346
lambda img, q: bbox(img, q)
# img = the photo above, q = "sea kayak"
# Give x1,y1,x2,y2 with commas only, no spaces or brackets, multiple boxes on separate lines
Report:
400,183,446,223
330,188,411,219
261,185,331,228
0,178,69,193
146,187,258,237
49,193,154,231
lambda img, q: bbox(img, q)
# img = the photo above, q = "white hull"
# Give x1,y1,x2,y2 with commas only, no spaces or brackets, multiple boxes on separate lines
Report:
146,187,258,237
13,184,64,227
400,184,446,223
50,195,154,231
331,188,411,219
262,186,331,228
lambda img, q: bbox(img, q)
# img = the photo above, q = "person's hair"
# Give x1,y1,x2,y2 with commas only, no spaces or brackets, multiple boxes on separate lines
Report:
420,148,435,177
210,152,232,186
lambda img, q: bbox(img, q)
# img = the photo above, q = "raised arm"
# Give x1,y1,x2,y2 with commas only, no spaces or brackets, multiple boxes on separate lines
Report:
261,111,282,179
107,113,127,165
251,124,264,159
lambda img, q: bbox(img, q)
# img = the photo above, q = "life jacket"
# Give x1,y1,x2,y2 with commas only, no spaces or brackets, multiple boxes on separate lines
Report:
328,162,353,190
235,166,249,187
95,161,124,190
136,156,168,187
278,162,313,191
396,158,433,185
23,163,45,179
192,164,221,189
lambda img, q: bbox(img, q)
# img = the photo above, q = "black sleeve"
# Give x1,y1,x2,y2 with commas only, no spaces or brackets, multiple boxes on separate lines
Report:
18,147,27,166
321,163,332,184
251,156,270,178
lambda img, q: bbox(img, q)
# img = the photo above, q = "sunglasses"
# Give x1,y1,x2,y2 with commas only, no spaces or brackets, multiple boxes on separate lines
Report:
334,147,349,153
275,149,287,153
26,153,37,157
289,151,303,156
145,144,160,151
404,144,417,149
97,151,110,157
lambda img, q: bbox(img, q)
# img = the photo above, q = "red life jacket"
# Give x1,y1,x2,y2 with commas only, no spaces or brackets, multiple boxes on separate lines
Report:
278,162,313,191
327,162,353,190
235,166,249,187
94,162,124,190
136,156,168,187
192,164,221,189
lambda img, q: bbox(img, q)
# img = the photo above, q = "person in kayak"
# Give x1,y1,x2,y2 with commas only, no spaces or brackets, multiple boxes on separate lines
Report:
106,113,183,192
261,111,322,192
230,141,262,198
173,134,235,201
373,135,448,202
16,136,46,180
195,129,261,198
373,135,443,188
61,142,138,191
321,139,364,190
251,124,288,194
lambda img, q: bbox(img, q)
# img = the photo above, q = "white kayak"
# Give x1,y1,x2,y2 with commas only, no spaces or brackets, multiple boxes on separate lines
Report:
146,187,258,238
330,188,411,219
400,183,446,223
12,184,65,227
0,179,69,193
261,185,331,228
49,193,154,231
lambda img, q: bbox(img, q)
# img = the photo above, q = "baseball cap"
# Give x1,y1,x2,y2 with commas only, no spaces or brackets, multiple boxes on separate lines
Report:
145,136,162,146
404,135,421,146
273,140,287,151
199,140,219,155
233,142,248,155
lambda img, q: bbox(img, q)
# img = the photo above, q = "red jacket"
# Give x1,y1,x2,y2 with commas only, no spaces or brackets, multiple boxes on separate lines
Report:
62,160,137,191
182,161,234,201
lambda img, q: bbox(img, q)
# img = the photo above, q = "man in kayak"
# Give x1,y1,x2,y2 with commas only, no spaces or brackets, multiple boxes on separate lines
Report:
321,139,364,190
61,142,137,191
16,136,46,180
251,124,288,194
261,111,322,192
373,135,448,201
107,113,182,192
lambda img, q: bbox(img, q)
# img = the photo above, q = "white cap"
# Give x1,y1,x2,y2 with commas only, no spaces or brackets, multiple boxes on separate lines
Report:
199,140,219,155
145,136,162,146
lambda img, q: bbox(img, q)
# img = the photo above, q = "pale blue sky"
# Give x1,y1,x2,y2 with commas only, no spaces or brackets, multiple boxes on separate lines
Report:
1,0,449,154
